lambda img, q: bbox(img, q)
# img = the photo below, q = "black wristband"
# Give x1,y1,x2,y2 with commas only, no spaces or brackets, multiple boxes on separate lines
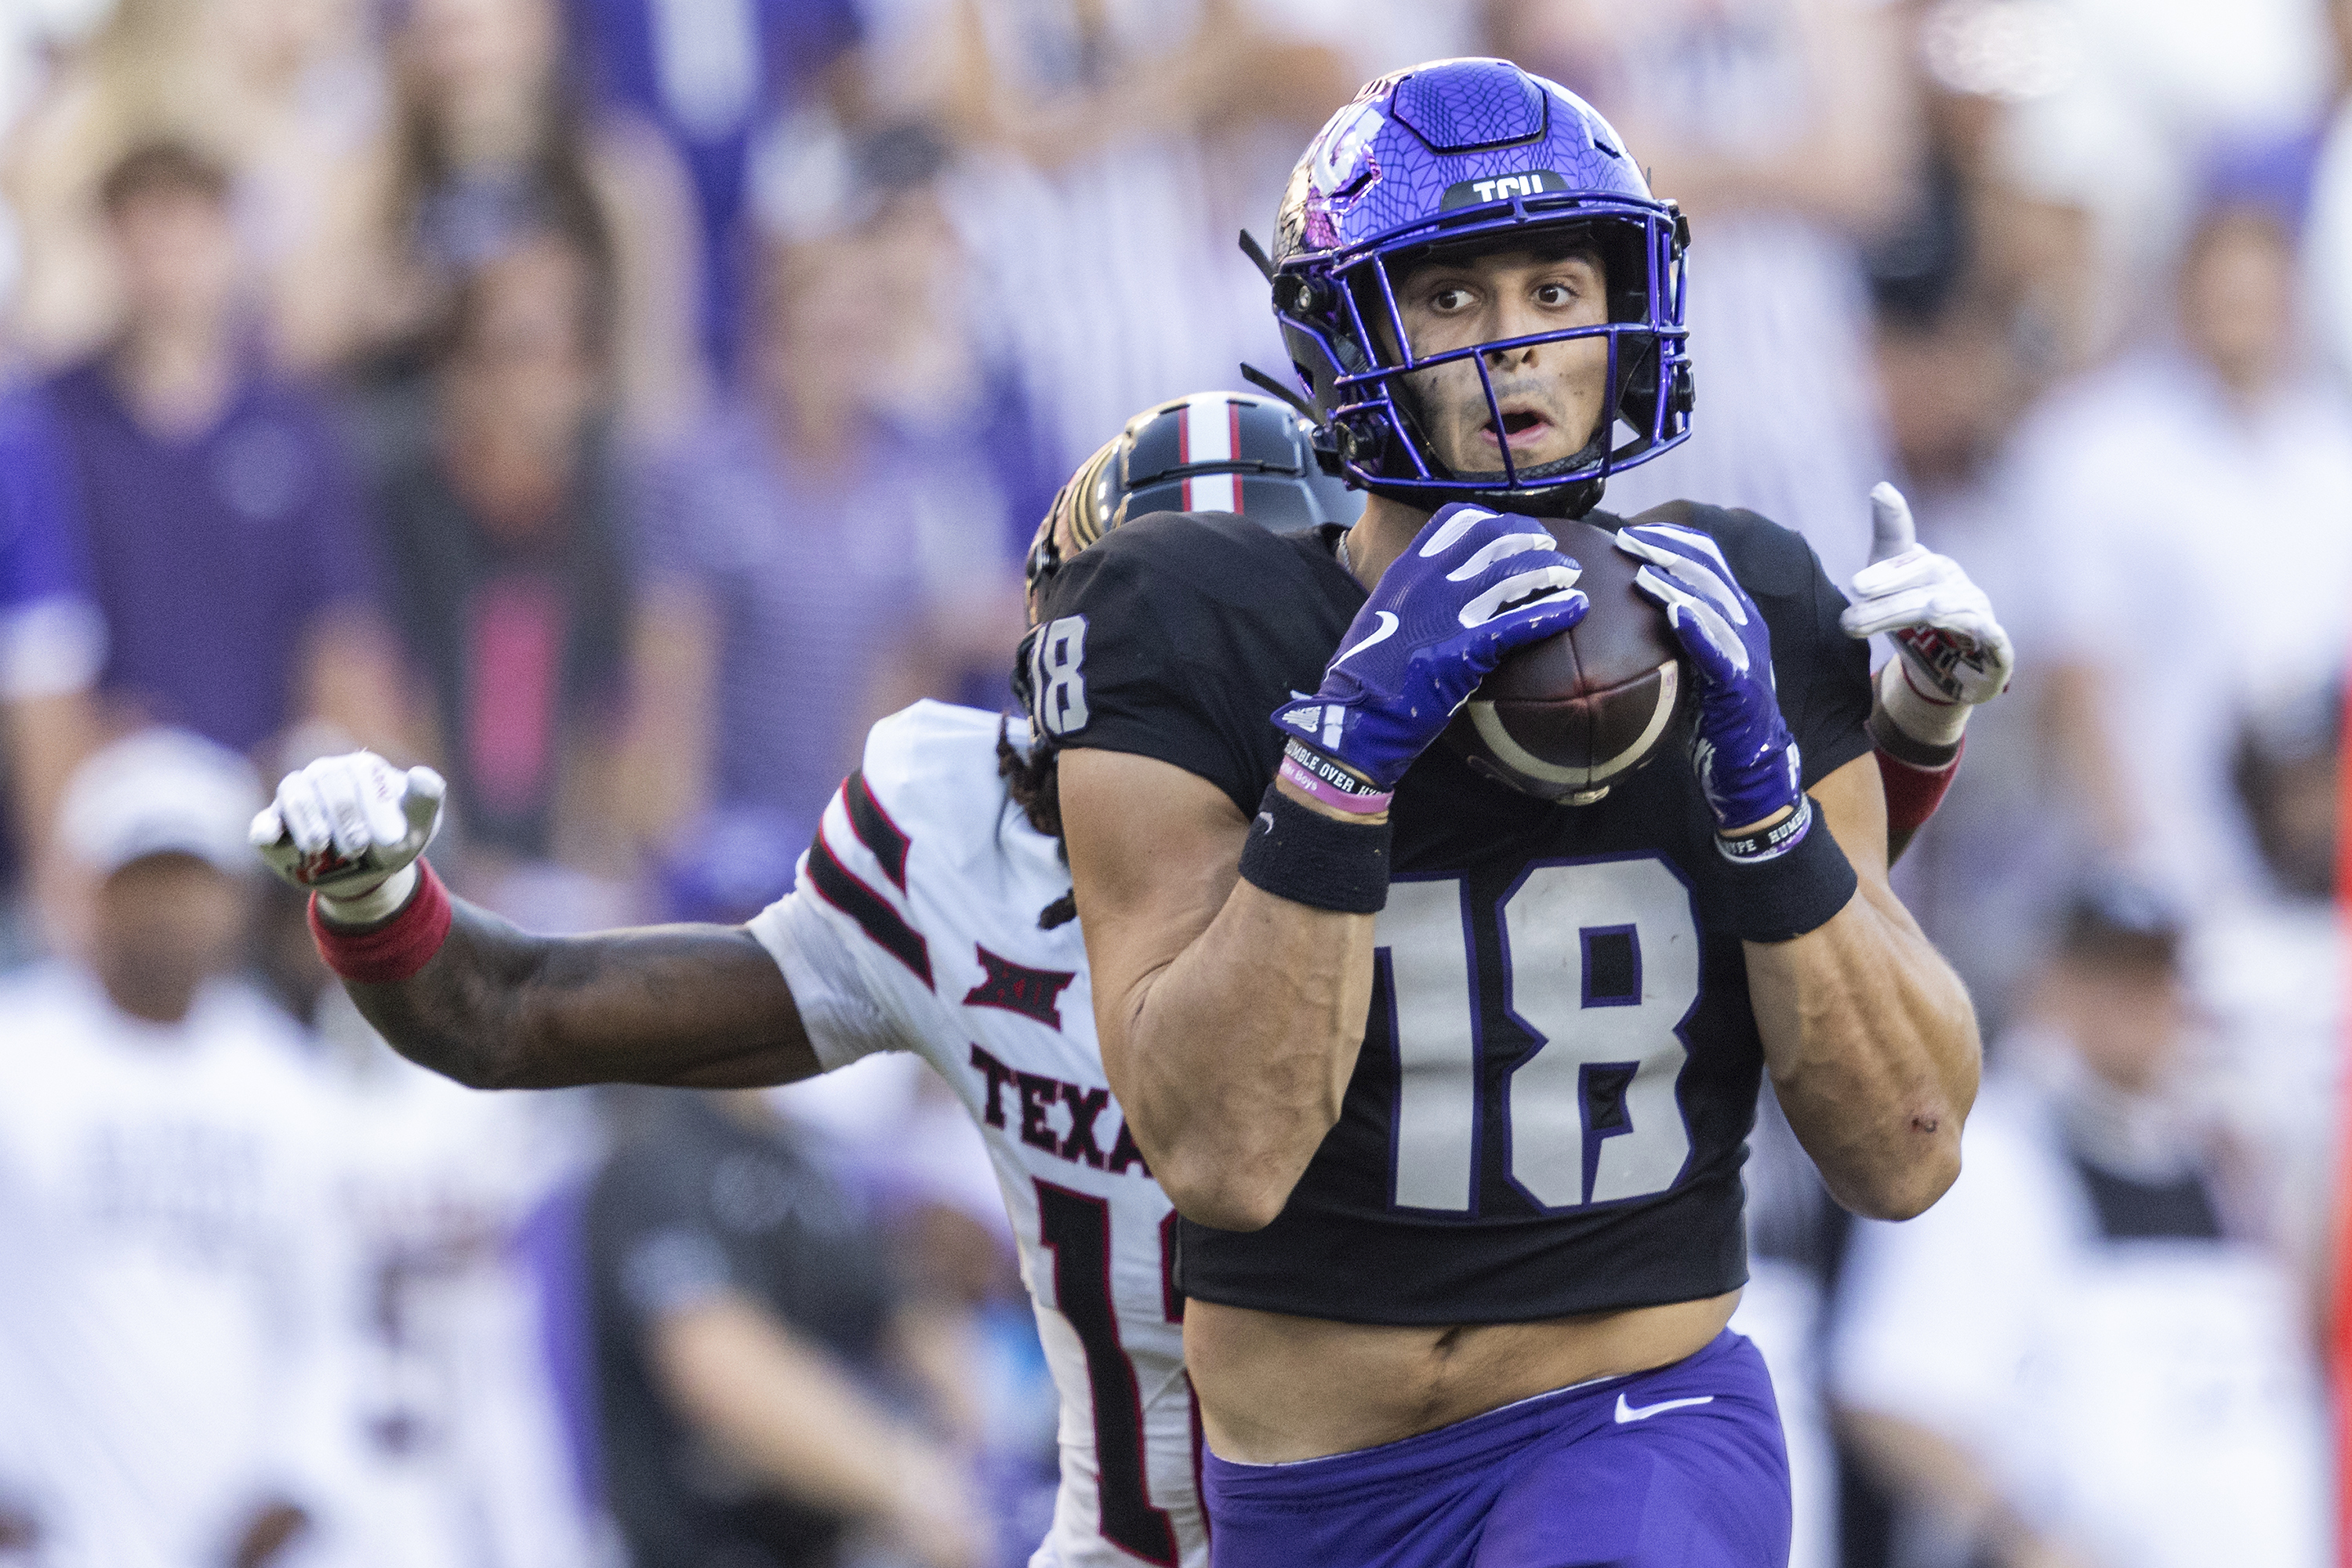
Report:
1720,800,1857,942
1237,782,1392,914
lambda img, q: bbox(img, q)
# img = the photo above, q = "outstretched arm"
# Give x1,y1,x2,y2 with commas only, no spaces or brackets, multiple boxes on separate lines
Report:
1063,748,1374,1232
254,752,819,1091
341,902,817,1091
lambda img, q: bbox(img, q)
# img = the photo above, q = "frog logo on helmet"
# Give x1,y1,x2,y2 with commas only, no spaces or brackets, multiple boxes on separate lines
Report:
1265,58,1695,520
1310,100,1387,203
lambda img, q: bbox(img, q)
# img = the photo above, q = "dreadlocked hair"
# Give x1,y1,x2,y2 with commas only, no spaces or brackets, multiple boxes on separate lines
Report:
997,715,1078,929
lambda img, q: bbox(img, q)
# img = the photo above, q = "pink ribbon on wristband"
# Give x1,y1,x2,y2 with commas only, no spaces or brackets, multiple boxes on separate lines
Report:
1279,752,1394,816
308,858,454,984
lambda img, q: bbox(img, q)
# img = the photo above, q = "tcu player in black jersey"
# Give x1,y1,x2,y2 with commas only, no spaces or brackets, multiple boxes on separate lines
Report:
1036,60,1992,1568
247,380,2004,1568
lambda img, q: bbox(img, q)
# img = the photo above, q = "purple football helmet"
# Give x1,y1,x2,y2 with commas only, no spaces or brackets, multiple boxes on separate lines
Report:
1269,57,1693,517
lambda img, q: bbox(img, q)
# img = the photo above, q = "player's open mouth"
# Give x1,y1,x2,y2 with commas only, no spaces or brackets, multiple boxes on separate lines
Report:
1480,409,1553,452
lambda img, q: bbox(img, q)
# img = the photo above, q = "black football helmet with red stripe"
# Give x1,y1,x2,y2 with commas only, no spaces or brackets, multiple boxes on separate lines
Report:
1022,390,1361,622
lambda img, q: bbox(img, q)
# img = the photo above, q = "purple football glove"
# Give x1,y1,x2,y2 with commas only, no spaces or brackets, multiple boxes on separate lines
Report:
1616,523,1802,837
1275,504,1588,799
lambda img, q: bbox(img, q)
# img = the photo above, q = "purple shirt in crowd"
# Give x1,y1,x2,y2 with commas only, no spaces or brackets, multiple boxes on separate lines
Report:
564,0,862,380
42,358,379,755
0,383,101,699
647,406,940,851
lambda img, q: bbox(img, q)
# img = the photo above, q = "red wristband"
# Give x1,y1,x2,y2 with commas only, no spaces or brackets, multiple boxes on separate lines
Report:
1877,738,1963,838
308,859,454,984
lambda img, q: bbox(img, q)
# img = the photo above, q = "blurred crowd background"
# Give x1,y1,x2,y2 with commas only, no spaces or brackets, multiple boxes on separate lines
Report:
0,1,2347,1566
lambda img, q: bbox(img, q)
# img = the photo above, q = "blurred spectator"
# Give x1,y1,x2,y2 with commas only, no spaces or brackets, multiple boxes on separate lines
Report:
2307,0,2352,387
1974,0,2336,373
2008,163,2352,899
898,0,1357,473
768,1055,1066,1558
0,379,100,868
2,0,386,367
324,1003,604,1568
2233,677,2343,906
238,746,604,1566
1832,880,2329,1568
1493,0,1916,587
286,0,703,441
1867,267,2070,1036
0,728,364,1568
584,1090,982,1568
637,190,1020,865
361,216,654,889
747,118,1051,717
2191,677,2345,1285
38,141,406,771
564,0,863,383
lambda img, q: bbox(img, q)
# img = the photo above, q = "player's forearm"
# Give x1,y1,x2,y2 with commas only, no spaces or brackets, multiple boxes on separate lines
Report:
1064,749,1377,1230
1116,880,1375,1231
1746,879,1978,1219
340,898,816,1091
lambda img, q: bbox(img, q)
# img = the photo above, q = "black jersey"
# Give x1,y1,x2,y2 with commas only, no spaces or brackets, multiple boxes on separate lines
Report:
1037,503,1872,1326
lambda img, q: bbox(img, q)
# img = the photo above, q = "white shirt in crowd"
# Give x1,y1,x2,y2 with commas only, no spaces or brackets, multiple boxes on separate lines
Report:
319,1007,600,1568
897,0,1472,477
2009,347,2352,899
1831,1063,2329,1568
0,964,365,1568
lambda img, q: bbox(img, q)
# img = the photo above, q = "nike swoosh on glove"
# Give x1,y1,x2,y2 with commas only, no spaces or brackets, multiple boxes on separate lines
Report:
1615,522,1802,835
252,751,446,920
1840,482,2015,747
1274,504,1588,794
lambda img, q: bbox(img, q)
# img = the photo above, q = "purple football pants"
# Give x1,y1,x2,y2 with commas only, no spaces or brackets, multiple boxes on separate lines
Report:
1201,1330,1790,1568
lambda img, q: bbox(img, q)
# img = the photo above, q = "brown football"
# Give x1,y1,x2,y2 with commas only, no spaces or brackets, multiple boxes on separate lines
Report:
1441,515,1692,804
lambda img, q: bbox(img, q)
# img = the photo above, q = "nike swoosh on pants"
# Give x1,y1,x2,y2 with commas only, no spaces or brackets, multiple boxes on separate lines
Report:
1613,1393,1715,1423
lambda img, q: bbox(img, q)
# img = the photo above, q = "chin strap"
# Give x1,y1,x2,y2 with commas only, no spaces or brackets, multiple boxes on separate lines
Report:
1239,361,1316,420
1238,229,1278,281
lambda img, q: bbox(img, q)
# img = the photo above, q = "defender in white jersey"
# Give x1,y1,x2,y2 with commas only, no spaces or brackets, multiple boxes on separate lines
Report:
761,699,1200,1566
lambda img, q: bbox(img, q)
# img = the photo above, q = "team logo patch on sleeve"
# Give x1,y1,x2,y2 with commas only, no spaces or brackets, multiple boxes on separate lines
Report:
963,945,1078,1030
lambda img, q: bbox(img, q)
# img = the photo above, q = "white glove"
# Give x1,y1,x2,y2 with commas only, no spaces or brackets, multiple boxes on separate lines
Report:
1841,482,2016,748
251,752,446,923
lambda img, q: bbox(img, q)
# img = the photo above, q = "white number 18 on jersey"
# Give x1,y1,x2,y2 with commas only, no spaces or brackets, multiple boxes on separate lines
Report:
1380,855,1700,1213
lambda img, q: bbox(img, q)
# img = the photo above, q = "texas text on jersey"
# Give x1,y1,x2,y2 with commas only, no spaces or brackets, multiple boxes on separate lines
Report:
1034,503,1871,1325
750,702,1204,1568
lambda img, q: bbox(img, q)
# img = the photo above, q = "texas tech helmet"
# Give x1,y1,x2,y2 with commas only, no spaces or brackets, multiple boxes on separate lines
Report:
1269,57,1694,518
1021,390,1360,619
1015,390,1362,732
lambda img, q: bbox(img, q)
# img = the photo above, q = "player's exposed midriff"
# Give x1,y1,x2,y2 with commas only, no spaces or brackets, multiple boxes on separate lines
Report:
1182,1288,1742,1464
